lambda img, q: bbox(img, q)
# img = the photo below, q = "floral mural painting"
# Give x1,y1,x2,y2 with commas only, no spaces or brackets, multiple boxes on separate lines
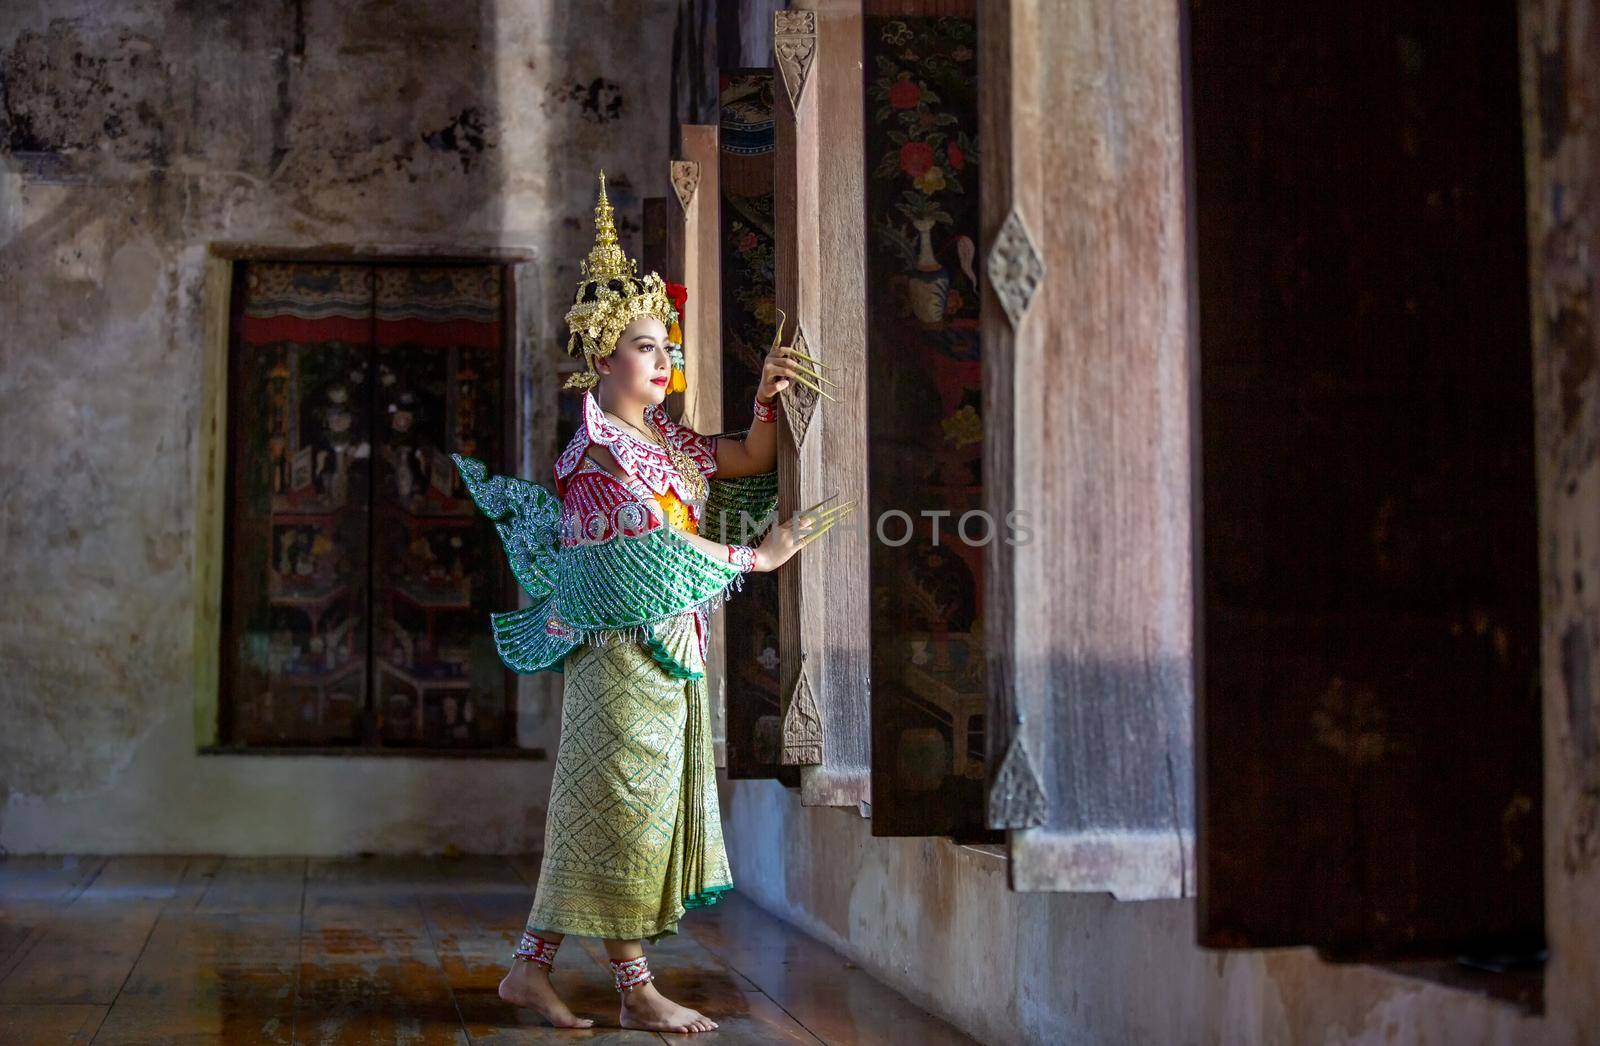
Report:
868,18,979,330
725,195,778,377
865,14,996,841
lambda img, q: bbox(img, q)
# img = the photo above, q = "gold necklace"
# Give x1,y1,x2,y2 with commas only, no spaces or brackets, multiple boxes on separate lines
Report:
604,407,708,502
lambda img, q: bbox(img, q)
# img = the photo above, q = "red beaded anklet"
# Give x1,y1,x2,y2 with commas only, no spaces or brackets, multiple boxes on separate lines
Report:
610,954,654,992
513,929,560,968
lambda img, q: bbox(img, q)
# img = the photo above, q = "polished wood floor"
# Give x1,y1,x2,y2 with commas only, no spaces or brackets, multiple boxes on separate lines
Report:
0,855,976,1044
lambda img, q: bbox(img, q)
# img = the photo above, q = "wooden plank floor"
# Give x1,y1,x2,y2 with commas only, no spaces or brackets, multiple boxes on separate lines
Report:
0,856,977,1045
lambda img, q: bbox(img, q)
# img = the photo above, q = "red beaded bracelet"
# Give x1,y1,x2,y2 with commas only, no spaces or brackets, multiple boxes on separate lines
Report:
752,393,778,424
726,544,757,572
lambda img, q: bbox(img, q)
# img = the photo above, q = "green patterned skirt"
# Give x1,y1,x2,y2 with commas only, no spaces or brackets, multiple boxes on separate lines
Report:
523,613,733,942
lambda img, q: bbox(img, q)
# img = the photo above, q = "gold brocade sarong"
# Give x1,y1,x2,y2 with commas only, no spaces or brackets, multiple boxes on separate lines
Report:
523,611,732,942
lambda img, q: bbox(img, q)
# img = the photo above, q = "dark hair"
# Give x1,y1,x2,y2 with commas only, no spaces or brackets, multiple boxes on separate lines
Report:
573,276,648,304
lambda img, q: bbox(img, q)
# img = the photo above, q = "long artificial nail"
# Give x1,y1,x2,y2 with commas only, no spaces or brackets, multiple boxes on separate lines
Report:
801,492,843,515
788,369,824,392
782,345,826,366
790,361,842,388
800,503,858,536
799,521,847,545
789,371,838,402
796,519,843,548
807,499,858,524
771,309,788,351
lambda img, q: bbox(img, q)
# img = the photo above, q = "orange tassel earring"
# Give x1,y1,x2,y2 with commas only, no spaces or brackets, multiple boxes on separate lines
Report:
664,283,689,395
666,316,687,393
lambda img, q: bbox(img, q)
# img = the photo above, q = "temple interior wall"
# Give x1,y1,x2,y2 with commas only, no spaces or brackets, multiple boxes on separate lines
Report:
4,2,1596,1042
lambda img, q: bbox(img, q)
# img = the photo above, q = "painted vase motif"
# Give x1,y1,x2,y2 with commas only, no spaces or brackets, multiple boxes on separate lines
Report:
907,216,951,324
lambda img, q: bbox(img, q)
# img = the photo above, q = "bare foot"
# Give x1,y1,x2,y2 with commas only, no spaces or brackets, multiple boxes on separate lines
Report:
619,981,719,1033
498,962,596,1029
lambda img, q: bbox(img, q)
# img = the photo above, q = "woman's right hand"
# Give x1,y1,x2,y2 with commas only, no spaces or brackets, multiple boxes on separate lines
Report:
753,503,845,572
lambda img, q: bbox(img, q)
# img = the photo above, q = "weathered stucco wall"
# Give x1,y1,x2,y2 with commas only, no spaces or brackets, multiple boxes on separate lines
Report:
0,0,676,854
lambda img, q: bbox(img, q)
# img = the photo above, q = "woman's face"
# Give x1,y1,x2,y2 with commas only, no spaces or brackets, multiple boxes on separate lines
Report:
598,316,672,404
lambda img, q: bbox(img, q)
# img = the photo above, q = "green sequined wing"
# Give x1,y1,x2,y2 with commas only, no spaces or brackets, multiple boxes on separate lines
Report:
452,453,761,673
483,604,578,675
553,527,747,637
452,453,562,602
451,453,576,674
699,469,779,546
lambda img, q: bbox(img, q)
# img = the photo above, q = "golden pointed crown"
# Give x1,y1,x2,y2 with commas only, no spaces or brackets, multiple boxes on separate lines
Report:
580,170,637,282
563,170,679,391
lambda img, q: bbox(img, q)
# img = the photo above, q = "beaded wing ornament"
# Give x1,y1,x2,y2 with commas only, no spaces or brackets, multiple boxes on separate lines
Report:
451,452,764,676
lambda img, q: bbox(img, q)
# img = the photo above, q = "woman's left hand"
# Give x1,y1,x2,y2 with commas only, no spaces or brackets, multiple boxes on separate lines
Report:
756,342,806,403
755,309,838,404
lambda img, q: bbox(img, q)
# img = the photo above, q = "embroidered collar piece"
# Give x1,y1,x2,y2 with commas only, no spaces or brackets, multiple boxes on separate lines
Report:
554,391,715,504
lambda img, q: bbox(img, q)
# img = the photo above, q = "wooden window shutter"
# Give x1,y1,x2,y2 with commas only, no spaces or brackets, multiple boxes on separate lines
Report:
979,0,1196,896
772,6,872,808
1190,1,1544,957
226,262,378,747
719,68,799,786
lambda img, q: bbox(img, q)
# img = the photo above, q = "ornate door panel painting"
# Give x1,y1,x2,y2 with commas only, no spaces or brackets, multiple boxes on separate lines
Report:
224,261,514,749
863,7,996,840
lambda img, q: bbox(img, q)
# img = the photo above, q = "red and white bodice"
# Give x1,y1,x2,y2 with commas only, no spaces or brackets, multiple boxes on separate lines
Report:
553,390,720,548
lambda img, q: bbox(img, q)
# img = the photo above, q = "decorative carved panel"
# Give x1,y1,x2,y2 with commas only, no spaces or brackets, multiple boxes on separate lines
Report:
781,663,824,765
987,729,1048,829
671,159,700,212
774,10,818,111
987,207,1045,329
777,322,821,449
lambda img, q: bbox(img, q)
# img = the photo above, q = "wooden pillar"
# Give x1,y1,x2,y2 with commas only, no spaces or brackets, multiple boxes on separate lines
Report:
641,195,687,419
772,4,871,807
674,134,723,436
981,0,1195,897
672,132,730,766
719,68,798,785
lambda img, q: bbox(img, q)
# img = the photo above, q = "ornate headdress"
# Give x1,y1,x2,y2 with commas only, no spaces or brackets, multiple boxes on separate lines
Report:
563,170,687,393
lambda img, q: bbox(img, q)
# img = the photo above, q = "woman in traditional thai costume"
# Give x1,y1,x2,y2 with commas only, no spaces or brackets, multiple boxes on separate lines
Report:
452,172,849,1033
